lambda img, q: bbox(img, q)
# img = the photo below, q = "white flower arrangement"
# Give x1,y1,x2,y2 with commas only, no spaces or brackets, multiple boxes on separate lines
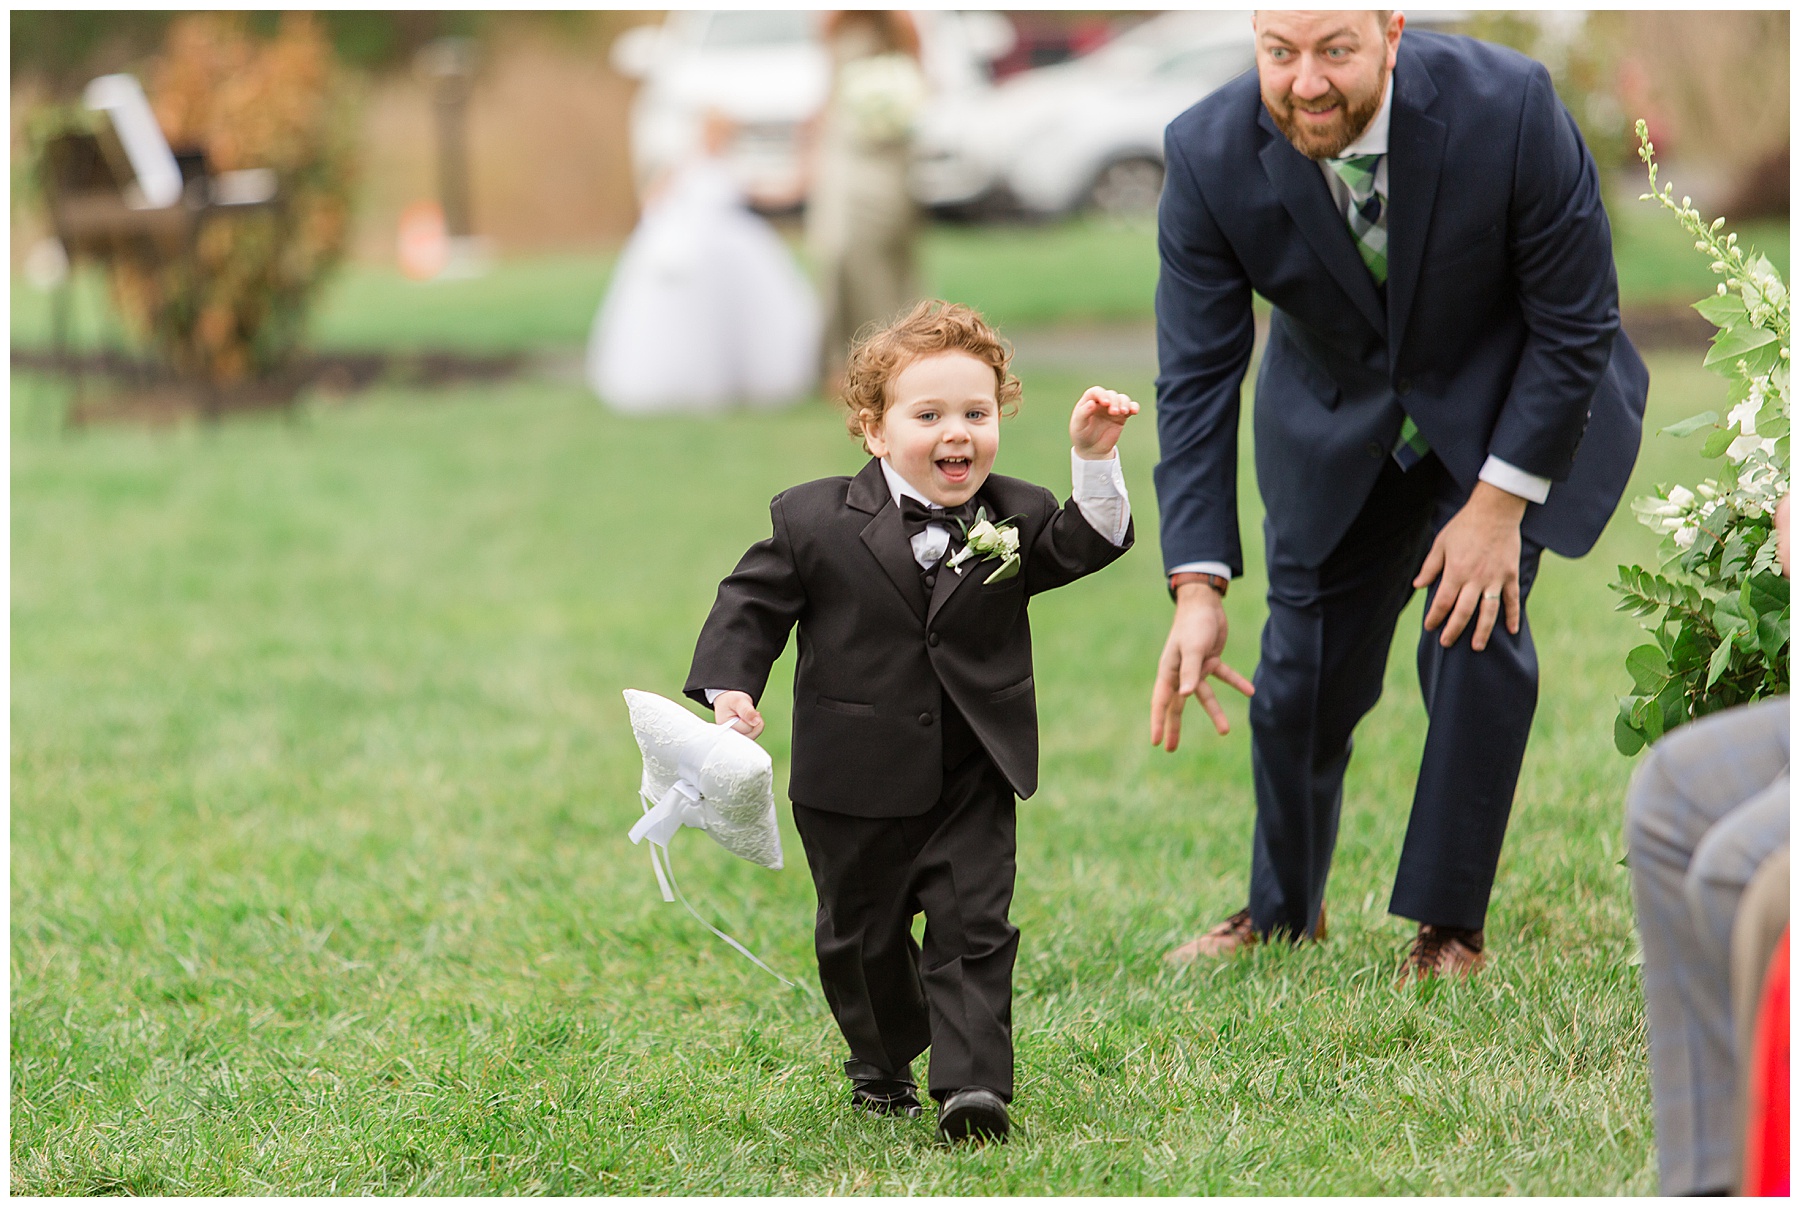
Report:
1612,122,1790,755
837,52,927,148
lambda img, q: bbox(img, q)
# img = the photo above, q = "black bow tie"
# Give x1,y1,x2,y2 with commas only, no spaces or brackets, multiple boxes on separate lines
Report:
900,497,977,539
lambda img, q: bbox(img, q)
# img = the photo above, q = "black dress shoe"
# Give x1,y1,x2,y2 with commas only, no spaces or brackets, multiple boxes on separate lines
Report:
846,1059,922,1118
936,1087,1009,1143
852,1083,922,1117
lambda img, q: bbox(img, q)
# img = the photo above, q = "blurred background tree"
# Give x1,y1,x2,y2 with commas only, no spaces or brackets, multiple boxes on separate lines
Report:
1611,10,1789,220
1464,11,1628,171
1468,10,1789,218
10,10,486,85
15,13,359,386
11,11,650,267
114,13,358,384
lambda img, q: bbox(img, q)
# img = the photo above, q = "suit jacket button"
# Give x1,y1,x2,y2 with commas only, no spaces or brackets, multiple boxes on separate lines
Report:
923,574,936,589
1366,440,1385,460
919,712,934,726
928,632,940,647
1396,378,1413,395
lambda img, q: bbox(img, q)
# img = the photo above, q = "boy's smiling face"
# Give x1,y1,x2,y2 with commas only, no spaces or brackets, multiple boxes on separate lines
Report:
862,351,1000,507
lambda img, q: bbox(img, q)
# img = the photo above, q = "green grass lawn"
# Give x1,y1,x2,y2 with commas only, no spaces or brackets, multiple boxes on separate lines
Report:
12,340,1729,1193
13,203,1786,358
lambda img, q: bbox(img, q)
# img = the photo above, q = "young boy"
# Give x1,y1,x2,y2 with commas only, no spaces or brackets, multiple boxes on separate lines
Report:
685,300,1136,1142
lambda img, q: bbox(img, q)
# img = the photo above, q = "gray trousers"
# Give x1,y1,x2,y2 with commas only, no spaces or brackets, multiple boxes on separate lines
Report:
1624,695,1789,1195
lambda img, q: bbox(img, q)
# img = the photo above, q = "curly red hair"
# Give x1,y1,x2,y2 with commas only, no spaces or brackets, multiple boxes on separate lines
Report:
841,300,1023,452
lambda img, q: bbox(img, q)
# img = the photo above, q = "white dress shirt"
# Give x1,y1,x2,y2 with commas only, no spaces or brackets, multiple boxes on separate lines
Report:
705,453,1132,704
1170,73,1551,585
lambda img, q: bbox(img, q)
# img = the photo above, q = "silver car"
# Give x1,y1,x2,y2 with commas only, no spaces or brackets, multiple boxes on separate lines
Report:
913,9,1470,219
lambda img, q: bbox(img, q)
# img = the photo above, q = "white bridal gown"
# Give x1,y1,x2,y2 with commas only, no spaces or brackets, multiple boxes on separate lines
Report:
587,158,821,414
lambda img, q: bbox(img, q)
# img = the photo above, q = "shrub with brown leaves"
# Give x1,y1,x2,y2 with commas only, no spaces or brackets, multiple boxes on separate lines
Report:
109,13,358,386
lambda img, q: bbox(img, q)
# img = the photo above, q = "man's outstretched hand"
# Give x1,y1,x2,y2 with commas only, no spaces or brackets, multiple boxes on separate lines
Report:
1415,481,1527,651
1151,581,1256,751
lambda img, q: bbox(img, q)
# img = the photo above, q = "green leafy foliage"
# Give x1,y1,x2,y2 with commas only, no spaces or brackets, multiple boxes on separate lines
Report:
1611,123,1790,755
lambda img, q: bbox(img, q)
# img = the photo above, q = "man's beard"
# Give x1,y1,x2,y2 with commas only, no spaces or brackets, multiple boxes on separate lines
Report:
1264,67,1388,160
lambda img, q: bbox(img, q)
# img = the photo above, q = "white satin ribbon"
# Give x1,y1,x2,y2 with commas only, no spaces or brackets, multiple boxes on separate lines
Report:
629,779,704,854
648,841,800,990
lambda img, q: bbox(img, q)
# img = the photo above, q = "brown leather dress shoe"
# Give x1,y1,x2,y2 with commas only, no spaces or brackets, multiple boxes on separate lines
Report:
1400,923,1486,982
1163,903,1328,966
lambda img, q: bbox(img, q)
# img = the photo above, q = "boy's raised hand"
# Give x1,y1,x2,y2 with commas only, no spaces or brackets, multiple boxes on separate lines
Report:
713,690,764,740
1070,386,1139,460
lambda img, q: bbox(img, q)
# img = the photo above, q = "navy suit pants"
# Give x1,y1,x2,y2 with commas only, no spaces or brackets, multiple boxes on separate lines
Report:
1249,455,1543,938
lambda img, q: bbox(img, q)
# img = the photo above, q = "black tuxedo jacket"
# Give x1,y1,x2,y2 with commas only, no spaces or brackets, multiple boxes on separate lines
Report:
1154,31,1649,573
685,457,1132,818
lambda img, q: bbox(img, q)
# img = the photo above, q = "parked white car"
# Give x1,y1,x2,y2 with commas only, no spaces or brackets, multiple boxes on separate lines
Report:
913,9,1469,219
611,10,1015,212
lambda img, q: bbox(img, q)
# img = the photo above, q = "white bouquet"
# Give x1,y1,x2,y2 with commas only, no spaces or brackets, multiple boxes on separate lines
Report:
838,52,928,148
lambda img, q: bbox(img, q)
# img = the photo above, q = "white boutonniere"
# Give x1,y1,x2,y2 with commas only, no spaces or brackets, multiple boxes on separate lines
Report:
943,507,1023,584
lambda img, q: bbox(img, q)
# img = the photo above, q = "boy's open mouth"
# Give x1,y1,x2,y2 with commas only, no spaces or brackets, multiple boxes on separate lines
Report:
936,456,972,483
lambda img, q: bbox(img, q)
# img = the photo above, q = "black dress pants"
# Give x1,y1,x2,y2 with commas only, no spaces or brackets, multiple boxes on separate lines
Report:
792,752,1018,1102
1248,455,1543,938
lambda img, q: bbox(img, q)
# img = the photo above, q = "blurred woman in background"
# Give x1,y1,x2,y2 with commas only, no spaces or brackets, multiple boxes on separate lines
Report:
806,10,928,391
587,110,819,414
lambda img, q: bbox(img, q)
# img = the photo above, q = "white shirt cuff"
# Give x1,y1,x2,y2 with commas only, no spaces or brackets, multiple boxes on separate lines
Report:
1478,455,1552,505
1168,560,1233,581
1071,449,1131,546
704,688,723,705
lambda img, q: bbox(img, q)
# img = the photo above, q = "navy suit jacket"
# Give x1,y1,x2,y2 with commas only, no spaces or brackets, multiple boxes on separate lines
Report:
1153,31,1649,573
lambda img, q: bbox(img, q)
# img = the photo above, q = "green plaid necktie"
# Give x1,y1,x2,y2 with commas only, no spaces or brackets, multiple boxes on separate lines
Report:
1329,152,1428,469
1328,153,1387,282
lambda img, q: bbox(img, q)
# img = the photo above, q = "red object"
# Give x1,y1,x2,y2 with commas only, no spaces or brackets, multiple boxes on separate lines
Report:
397,200,449,282
1744,929,1790,1197
988,17,1115,80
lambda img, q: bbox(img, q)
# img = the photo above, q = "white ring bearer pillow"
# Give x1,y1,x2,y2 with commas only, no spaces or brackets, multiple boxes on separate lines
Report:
624,689,782,870
622,690,796,987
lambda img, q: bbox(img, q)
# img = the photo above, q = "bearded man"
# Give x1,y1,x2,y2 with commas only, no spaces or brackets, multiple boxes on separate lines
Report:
1151,11,1647,977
